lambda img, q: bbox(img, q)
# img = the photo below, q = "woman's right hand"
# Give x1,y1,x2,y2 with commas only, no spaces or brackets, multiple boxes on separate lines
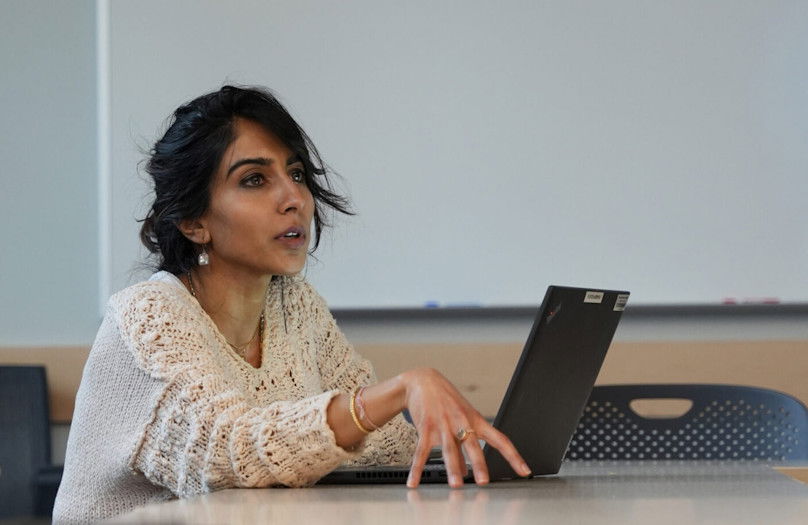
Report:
397,367,532,488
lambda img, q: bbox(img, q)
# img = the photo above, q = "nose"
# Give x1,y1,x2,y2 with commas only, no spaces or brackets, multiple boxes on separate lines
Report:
279,177,307,214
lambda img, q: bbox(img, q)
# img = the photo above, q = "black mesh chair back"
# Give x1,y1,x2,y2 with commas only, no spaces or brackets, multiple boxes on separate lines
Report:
0,366,52,518
565,384,808,461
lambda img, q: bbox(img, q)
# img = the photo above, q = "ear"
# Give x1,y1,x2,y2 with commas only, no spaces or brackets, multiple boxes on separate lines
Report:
178,218,210,245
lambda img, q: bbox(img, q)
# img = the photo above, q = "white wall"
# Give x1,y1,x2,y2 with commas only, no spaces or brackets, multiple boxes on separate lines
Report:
105,0,808,308
0,0,99,346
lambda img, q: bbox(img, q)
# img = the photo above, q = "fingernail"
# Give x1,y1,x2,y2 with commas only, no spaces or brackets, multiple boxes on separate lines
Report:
521,463,531,476
450,475,461,486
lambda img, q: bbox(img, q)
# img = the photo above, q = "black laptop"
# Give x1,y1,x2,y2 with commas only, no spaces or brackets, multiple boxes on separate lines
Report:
318,285,630,484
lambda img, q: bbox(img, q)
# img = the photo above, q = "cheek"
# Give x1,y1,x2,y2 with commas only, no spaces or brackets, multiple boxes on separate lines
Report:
302,189,315,220
208,203,256,243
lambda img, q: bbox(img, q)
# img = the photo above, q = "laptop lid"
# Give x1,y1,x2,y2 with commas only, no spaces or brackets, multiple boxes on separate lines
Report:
318,285,629,484
484,285,629,479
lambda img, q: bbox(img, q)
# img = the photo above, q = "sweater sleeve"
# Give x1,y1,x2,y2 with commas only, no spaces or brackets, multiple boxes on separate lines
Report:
300,282,418,466
113,283,358,496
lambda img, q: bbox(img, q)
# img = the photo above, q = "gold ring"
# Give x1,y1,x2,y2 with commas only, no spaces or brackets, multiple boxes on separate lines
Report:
456,428,475,443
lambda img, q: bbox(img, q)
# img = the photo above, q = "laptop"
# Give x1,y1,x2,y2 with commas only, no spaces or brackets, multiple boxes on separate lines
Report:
318,285,630,484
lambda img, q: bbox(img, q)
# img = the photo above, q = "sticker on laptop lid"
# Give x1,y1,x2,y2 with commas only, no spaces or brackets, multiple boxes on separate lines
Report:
584,291,604,304
613,294,629,311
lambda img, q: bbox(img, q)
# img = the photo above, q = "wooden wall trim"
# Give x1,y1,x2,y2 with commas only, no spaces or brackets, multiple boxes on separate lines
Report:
3,341,807,422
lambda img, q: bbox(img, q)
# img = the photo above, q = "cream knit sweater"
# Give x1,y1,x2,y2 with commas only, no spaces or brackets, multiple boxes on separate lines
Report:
53,272,417,523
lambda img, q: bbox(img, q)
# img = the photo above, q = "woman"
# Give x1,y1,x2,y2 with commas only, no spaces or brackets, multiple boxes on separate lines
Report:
53,85,530,523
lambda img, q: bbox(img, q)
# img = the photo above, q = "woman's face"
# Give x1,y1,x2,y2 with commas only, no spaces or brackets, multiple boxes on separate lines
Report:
199,118,315,278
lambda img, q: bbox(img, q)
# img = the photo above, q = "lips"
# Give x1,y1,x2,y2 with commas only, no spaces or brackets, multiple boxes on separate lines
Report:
274,226,305,240
274,226,307,249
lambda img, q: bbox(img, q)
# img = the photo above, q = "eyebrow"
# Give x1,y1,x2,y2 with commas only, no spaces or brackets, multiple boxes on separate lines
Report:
226,154,304,177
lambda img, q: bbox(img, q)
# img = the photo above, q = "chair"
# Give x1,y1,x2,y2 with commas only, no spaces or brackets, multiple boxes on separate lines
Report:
0,366,63,518
564,384,808,461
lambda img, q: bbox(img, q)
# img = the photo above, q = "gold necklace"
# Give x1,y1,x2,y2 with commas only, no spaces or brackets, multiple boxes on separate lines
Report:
187,272,265,358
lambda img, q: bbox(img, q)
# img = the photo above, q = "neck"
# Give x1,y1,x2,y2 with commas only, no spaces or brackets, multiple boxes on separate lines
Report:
188,266,271,347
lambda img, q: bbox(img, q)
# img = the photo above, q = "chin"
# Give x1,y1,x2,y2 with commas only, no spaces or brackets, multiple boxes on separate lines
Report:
275,269,302,277
262,251,307,277
273,260,307,277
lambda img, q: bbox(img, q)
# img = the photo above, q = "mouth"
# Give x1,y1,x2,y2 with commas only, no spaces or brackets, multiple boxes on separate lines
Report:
275,226,305,239
274,226,307,248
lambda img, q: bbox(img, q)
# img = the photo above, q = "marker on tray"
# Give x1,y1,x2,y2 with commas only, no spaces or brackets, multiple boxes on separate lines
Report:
722,297,781,305
744,297,781,305
423,301,484,308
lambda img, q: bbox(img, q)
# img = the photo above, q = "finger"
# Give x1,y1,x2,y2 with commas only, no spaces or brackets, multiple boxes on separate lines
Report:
479,425,531,477
441,428,466,488
462,432,489,485
408,434,433,488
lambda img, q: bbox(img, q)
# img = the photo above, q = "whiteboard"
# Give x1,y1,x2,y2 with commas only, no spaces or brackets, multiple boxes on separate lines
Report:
105,0,808,308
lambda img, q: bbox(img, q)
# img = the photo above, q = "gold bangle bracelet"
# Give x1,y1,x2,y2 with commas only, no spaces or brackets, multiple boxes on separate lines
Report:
349,388,371,434
356,386,381,431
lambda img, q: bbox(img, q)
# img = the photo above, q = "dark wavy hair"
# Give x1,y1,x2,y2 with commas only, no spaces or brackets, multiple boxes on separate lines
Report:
139,85,353,275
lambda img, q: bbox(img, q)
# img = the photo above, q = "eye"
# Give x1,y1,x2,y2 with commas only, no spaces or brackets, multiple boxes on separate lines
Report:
241,173,265,187
290,168,306,184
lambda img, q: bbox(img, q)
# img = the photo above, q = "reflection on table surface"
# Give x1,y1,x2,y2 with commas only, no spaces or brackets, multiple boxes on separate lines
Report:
110,461,808,525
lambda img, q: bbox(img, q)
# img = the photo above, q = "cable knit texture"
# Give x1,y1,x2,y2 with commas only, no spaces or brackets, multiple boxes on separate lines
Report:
53,272,417,524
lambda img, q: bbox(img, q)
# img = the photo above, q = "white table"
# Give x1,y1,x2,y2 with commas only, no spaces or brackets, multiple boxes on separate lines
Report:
110,461,808,524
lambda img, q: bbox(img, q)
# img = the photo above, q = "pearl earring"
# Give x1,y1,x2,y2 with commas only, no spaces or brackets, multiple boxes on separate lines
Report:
198,245,210,266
